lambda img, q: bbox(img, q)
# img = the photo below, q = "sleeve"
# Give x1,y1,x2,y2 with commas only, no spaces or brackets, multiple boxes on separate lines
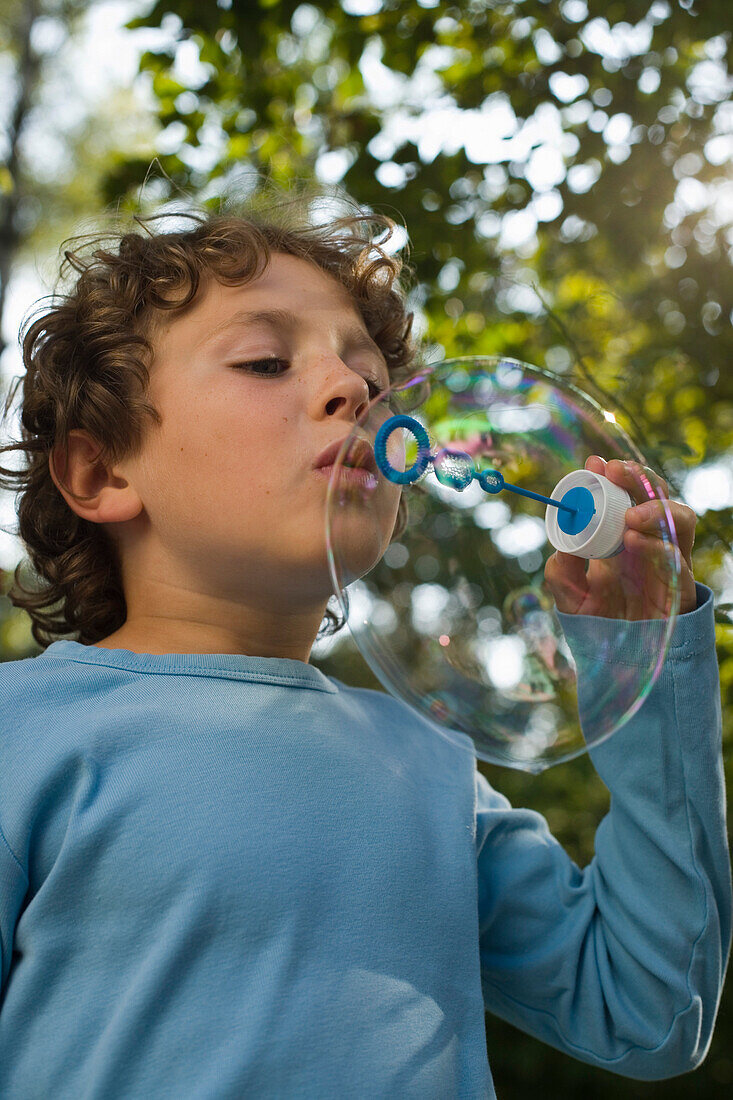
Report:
476,582,732,1080
0,820,28,997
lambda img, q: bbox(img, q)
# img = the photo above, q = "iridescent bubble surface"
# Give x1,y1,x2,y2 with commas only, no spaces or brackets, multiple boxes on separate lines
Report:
325,357,682,773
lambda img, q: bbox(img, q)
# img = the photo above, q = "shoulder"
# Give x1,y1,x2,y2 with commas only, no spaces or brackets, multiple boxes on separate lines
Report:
328,675,477,770
0,648,84,707
0,647,105,768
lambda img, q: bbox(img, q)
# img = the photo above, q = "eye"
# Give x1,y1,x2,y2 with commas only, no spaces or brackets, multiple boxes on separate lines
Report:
230,357,288,376
366,378,386,399
231,357,386,398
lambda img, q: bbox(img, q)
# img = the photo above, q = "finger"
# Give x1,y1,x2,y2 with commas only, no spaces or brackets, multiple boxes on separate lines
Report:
622,528,678,617
585,455,607,477
627,524,698,615
604,458,669,507
544,550,588,614
625,499,693,533
625,499,697,566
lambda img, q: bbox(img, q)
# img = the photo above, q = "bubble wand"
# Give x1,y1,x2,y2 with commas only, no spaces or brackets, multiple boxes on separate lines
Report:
375,414,633,560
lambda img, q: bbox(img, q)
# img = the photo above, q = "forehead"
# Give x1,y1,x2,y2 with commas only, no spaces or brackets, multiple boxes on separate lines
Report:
155,251,364,354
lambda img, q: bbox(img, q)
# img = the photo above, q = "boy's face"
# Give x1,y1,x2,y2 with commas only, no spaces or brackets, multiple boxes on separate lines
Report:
55,251,403,659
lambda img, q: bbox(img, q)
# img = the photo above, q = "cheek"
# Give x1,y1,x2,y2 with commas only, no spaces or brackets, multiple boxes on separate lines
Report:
152,385,319,546
170,388,259,466
168,392,295,511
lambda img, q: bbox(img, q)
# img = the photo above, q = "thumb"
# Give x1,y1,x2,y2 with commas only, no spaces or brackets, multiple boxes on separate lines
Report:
544,550,587,614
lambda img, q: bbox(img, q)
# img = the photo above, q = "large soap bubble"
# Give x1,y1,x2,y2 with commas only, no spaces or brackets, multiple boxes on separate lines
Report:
325,356,682,773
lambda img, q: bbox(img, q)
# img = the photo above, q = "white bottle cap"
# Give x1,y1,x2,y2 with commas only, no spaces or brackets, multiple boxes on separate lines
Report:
545,469,634,559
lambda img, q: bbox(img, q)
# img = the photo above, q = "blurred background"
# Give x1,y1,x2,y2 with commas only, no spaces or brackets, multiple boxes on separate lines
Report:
0,0,731,1093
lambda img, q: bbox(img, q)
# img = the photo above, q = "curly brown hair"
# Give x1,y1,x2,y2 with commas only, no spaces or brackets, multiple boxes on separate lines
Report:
0,182,421,649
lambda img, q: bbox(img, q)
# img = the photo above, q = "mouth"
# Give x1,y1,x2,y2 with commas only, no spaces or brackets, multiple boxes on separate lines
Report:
313,436,379,478
314,465,378,490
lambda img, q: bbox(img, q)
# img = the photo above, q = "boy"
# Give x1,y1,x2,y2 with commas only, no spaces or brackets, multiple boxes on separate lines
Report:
0,204,729,1097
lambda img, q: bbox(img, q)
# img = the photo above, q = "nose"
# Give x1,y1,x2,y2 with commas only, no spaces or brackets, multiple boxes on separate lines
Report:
316,359,372,421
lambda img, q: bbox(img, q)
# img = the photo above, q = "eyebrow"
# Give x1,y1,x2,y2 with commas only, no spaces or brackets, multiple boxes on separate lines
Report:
199,306,385,362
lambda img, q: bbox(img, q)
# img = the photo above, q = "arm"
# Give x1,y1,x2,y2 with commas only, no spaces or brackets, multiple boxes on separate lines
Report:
0,822,28,997
476,582,732,1079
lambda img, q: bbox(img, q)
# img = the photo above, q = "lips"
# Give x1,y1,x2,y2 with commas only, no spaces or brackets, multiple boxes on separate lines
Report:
313,436,378,476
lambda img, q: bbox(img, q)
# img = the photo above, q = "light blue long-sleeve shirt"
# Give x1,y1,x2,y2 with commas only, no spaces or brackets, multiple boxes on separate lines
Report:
0,581,729,1098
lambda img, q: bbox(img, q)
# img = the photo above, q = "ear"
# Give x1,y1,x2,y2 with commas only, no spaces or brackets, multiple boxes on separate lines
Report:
48,430,143,526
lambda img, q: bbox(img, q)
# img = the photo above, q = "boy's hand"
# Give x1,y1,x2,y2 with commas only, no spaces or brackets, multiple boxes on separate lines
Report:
544,457,698,620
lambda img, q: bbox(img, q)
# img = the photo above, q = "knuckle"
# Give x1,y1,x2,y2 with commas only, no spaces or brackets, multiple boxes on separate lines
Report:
683,503,698,529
